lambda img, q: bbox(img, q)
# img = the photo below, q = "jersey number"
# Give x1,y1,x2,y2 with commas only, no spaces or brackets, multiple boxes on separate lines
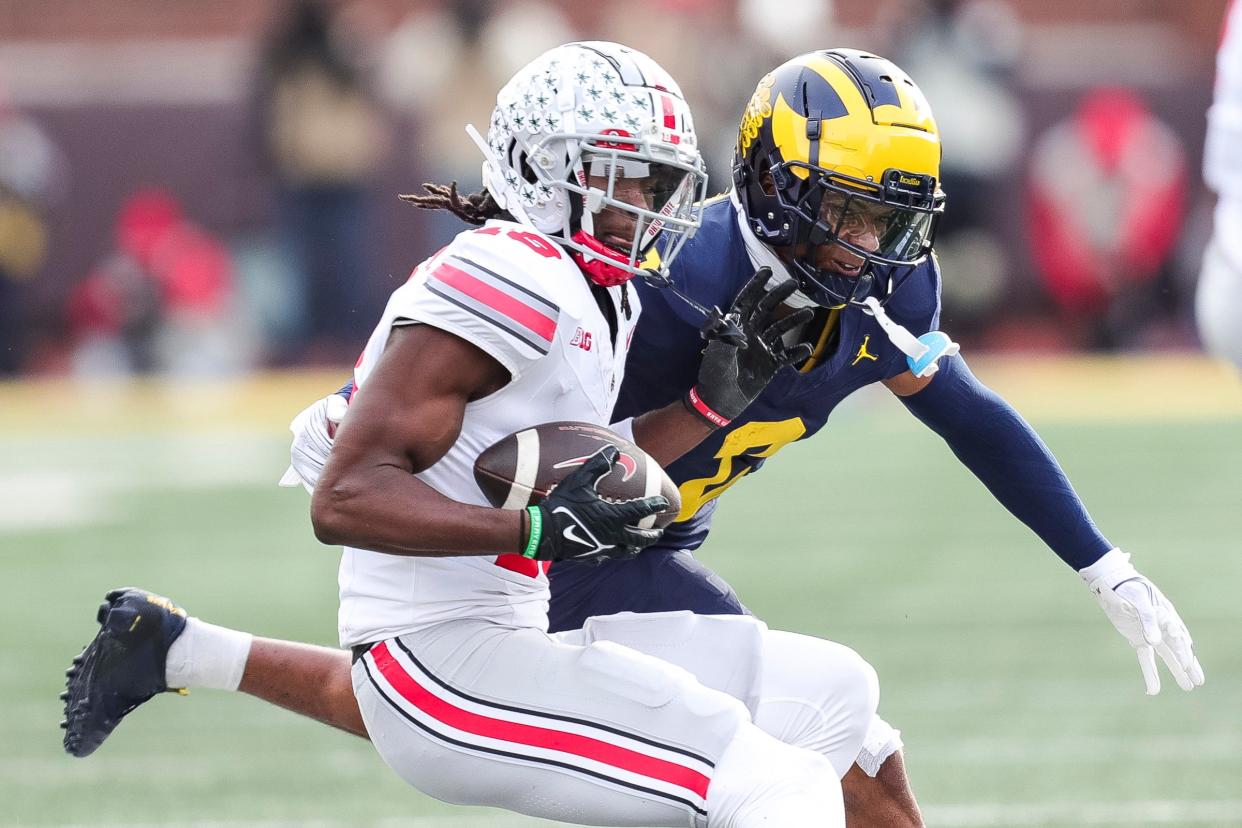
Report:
475,226,562,259
675,418,807,521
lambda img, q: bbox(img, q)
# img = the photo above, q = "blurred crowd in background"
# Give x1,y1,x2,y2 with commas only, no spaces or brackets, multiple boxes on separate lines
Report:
0,0,1230,376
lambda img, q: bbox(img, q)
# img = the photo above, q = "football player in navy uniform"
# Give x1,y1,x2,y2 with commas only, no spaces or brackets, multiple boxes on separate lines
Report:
553,50,1203,822
62,50,1203,827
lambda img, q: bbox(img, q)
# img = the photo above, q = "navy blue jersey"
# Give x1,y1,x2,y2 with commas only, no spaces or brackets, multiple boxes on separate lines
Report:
619,197,941,550
548,196,942,631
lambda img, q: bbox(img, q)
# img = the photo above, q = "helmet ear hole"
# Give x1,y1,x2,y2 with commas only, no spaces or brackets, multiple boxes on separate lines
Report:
760,170,778,196
508,142,540,185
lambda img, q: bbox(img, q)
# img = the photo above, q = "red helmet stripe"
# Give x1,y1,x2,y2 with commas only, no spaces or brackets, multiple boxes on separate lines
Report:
661,95,680,144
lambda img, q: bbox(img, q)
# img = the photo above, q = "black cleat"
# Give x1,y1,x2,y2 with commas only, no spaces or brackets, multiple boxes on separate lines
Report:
62,588,188,757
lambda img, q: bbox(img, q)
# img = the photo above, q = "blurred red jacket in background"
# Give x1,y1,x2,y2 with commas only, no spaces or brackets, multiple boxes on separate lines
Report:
1026,88,1186,315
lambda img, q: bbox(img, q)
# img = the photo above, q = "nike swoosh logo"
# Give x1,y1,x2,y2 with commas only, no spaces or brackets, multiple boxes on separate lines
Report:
561,524,593,548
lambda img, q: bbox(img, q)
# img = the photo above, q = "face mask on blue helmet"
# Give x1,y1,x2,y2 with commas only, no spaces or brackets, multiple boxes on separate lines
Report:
733,49,946,308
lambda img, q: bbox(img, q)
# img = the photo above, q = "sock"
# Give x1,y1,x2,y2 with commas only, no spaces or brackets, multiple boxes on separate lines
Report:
165,617,253,691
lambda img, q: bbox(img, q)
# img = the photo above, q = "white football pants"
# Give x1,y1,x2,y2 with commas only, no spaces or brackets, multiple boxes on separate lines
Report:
563,611,882,778
353,613,860,827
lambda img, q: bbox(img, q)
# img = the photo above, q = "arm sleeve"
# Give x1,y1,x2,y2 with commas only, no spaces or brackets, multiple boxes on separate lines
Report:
899,353,1112,569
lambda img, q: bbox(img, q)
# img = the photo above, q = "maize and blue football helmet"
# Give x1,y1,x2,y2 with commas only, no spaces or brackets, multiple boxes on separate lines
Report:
733,49,945,307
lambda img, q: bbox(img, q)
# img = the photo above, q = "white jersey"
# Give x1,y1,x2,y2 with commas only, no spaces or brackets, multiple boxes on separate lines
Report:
337,220,640,646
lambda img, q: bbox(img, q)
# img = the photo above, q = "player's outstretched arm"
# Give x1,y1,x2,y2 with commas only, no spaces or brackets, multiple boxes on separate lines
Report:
889,353,1111,568
890,353,1204,693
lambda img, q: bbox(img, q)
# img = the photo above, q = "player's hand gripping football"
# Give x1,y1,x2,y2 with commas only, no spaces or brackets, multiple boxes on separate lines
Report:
1079,548,1205,695
524,446,668,564
685,268,815,428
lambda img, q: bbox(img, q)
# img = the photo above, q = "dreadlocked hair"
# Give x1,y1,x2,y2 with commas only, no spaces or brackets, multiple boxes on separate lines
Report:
399,181,504,225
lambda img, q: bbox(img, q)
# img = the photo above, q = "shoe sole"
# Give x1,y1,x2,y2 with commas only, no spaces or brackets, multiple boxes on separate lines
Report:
61,598,118,758
61,589,178,758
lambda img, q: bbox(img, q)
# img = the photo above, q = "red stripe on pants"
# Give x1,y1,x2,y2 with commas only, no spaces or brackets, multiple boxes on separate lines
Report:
370,641,710,799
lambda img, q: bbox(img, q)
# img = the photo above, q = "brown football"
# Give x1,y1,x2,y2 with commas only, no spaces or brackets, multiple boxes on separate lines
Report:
473,421,681,529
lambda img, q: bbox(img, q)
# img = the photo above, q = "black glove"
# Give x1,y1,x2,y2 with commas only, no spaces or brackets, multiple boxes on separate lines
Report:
684,268,814,428
523,446,668,564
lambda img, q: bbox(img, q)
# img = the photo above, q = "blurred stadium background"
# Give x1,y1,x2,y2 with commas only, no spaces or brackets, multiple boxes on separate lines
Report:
2,0,1241,826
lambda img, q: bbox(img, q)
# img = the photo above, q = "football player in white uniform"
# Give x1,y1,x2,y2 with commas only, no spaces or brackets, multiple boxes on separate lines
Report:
63,42,877,828
1198,0,1242,372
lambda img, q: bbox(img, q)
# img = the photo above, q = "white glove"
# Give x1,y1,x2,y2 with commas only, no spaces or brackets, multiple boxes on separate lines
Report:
1079,548,1205,695
277,394,348,493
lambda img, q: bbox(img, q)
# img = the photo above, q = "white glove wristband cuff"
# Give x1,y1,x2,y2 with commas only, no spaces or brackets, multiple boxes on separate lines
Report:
1078,547,1138,590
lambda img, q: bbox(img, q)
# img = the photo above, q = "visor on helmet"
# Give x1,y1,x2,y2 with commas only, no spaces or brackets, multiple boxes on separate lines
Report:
583,154,695,218
556,137,708,280
772,163,944,306
785,165,941,264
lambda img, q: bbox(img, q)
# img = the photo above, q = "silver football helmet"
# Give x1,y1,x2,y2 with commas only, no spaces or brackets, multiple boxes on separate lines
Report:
472,41,708,285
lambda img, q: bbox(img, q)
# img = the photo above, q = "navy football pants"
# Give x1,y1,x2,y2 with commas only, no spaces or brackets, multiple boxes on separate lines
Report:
548,546,748,633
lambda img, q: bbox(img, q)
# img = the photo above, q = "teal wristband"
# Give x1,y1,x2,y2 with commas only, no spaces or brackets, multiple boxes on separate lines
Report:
522,506,543,559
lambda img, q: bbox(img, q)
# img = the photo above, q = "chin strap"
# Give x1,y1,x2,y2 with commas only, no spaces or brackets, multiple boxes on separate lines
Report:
570,231,637,287
859,296,959,378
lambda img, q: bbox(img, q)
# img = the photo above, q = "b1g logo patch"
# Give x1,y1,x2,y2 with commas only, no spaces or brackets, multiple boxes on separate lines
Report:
570,327,593,351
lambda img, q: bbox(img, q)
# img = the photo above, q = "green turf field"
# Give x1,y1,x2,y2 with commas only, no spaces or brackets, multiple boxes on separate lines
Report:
2,359,1240,827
